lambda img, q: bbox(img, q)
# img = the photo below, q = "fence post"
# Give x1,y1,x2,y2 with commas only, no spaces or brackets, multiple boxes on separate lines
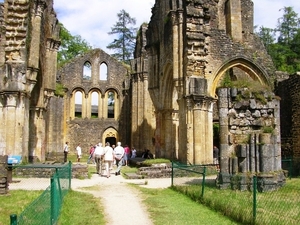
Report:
201,167,206,198
171,161,174,186
50,177,55,225
10,214,17,225
68,161,72,189
253,176,257,224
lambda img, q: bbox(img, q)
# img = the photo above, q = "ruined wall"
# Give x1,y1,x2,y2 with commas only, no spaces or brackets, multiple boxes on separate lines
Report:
276,73,300,175
56,49,130,152
0,0,60,161
217,87,284,191
141,0,276,164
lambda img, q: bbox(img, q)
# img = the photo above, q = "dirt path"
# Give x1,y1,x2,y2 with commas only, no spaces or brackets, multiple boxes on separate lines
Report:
9,170,172,225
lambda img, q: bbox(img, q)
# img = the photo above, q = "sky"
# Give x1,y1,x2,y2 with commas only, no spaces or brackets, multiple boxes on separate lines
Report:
52,0,300,53
0,0,298,53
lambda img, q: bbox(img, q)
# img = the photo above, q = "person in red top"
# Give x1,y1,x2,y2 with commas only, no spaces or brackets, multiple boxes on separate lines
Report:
87,144,95,164
124,144,130,166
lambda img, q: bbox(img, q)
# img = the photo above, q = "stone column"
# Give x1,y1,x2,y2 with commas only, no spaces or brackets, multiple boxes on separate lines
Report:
6,94,18,155
186,98,194,164
217,88,230,172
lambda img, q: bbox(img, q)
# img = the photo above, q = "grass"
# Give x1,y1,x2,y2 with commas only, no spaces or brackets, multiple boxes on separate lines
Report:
0,190,43,225
3,175,298,225
136,186,239,225
172,178,300,225
58,190,105,225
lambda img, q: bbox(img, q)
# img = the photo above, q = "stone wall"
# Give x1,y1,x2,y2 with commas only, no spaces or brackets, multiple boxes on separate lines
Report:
276,73,300,175
217,87,285,191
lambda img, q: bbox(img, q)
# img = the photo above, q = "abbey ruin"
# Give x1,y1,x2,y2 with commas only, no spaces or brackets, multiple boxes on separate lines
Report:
0,0,299,189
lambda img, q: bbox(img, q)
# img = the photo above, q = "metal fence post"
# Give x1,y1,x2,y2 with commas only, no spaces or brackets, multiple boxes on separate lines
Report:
68,161,72,189
10,214,17,225
50,177,55,225
253,176,257,224
201,167,206,198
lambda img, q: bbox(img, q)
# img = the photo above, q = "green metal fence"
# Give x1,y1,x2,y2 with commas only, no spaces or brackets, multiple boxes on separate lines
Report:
171,162,300,225
10,162,72,225
171,161,207,198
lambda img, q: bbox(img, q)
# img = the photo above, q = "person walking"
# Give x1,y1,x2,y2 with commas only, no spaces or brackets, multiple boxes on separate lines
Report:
63,141,69,163
114,142,124,176
131,147,137,158
124,144,130,166
87,144,95,164
213,145,220,171
103,142,114,178
94,143,104,175
76,143,82,162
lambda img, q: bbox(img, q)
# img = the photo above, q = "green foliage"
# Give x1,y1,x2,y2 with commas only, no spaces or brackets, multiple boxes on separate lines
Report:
255,6,300,74
253,92,267,104
55,82,65,97
141,158,171,166
58,23,92,68
106,9,137,64
262,126,274,134
220,72,233,87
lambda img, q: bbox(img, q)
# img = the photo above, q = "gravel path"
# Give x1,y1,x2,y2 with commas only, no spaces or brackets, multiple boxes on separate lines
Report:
9,170,172,225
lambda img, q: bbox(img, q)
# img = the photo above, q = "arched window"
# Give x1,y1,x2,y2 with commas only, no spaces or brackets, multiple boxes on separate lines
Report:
100,62,108,80
107,91,115,118
83,61,92,80
75,91,83,118
91,91,99,118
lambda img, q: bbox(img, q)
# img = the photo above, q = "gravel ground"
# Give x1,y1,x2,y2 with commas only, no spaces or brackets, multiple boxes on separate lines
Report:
8,169,172,225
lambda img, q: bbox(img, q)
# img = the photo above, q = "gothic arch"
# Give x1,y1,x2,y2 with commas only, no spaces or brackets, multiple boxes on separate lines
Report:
210,57,271,97
102,127,118,146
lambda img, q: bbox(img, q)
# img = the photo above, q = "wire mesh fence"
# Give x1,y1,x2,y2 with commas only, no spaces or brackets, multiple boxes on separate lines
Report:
171,162,300,225
10,162,71,225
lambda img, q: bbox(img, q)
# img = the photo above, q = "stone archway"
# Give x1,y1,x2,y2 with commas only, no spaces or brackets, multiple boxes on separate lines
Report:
102,127,118,147
210,57,271,97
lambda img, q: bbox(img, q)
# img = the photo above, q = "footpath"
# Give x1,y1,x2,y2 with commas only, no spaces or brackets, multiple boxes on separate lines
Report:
9,167,172,225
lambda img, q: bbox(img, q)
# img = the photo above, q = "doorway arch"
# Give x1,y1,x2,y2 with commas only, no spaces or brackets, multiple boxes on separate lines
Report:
102,127,118,147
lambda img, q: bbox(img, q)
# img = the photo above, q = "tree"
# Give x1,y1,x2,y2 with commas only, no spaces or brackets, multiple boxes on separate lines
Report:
255,6,300,74
276,7,300,45
58,23,92,67
256,26,276,52
106,9,137,64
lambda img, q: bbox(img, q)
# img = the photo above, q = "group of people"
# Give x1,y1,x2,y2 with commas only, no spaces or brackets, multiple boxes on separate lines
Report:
63,141,139,178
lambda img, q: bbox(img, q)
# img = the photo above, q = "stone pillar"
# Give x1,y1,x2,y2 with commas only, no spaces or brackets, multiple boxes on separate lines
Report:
217,88,230,173
186,98,194,164
225,0,242,42
6,94,18,155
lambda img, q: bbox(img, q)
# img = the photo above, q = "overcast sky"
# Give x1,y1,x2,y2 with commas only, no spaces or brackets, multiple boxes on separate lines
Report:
53,0,300,53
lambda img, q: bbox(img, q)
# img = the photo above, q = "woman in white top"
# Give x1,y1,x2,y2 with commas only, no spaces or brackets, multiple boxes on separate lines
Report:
103,142,114,178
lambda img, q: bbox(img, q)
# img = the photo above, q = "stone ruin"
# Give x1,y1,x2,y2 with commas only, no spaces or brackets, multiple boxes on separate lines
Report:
217,87,285,191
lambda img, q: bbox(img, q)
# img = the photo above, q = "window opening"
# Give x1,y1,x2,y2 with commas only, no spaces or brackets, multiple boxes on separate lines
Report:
107,91,115,118
75,91,83,118
83,62,92,80
100,63,108,80
91,91,99,118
